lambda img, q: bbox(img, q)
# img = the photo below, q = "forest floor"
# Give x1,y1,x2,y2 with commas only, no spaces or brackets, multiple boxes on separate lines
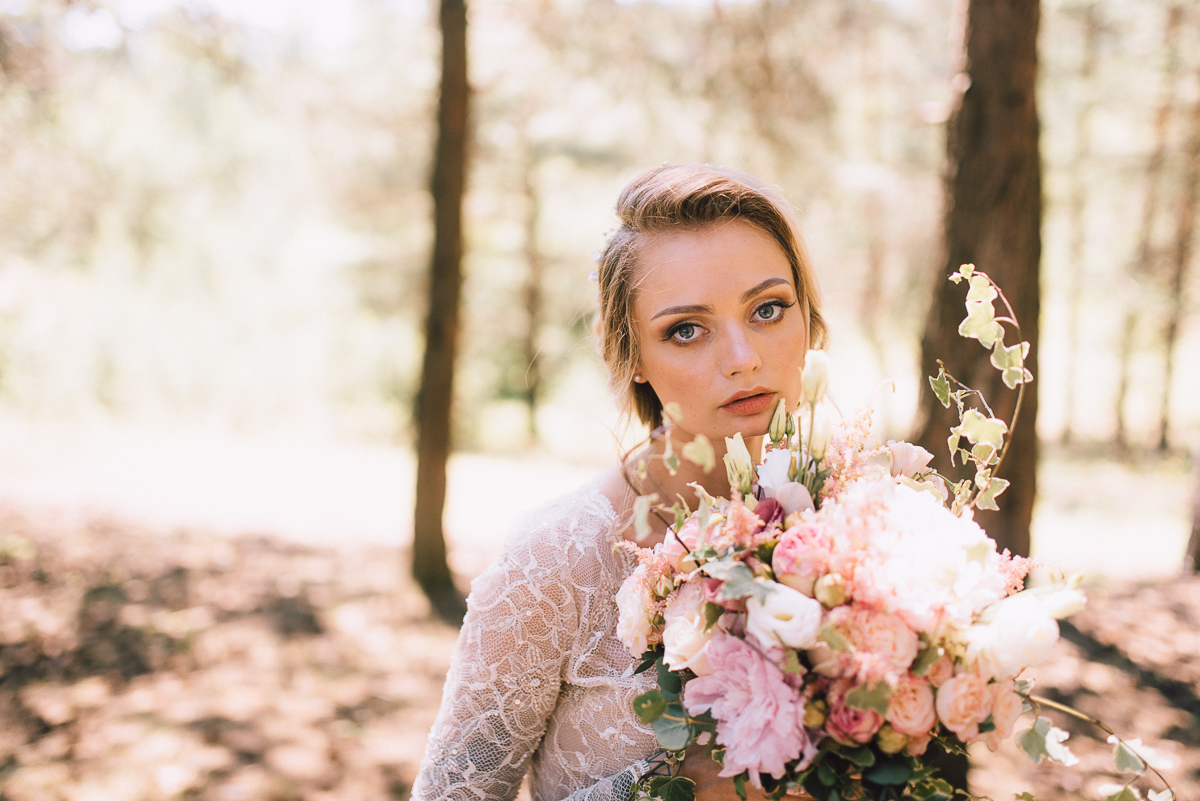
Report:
0,504,1197,801
0,417,1196,800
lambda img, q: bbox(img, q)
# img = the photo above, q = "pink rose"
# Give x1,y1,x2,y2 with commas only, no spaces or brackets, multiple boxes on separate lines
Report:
825,682,884,745
657,519,700,572
935,672,994,742
922,654,955,687
855,611,919,683
982,680,1024,751
684,635,816,788
772,522,833,597
886,675,936,736
906,732,932,756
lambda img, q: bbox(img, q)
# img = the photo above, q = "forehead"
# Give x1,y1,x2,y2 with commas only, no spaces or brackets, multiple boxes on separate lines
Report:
633,219,795,308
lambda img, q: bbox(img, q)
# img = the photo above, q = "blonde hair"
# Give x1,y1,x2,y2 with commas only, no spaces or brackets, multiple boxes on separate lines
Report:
596,164,827,428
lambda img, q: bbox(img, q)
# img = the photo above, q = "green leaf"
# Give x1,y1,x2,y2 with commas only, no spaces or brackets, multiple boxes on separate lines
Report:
1014,794,1036,801
929,370,951,409
818,761,836,787
704,602,724,632
733,773,747,801
706,559,772,604
1017,717,1079,766
1113,741,1147,775
651,704,692,750
958,275,1004,347
845,682,892,716
644,776,697,801
681,434,716,474
991,339,1033,389
976,476,1011,512
664,451,681,477
634,494,657,543
657,658,682,698
633,690,667,724
864,762,911,786
634,647,661,675
838,745,876,768
911,644,943,676
1105,787,1141,801
783,649,805,676
954,409,1009,451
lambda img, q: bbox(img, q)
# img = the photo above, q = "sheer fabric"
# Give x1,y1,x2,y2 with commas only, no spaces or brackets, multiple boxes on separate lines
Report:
411,482,659,801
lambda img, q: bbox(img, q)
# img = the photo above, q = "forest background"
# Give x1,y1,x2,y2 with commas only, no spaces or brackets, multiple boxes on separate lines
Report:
0,0,1198,799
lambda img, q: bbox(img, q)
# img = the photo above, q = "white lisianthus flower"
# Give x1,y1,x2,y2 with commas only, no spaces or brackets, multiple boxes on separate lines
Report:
745,581,823,650
757,448,793,494
966,593,1059,679
615,566,654,657
800,350,830,406
662,581,718,675
887,440,935,478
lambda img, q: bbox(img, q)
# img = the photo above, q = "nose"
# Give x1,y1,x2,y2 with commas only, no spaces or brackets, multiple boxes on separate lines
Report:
720,324,762,377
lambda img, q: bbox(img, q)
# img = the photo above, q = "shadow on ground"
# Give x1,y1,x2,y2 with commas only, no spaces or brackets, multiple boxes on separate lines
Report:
1,507,1196,801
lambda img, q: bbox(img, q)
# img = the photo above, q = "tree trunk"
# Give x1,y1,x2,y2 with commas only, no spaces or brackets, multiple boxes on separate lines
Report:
412,0,470,625
1158,63,1200,452
914,0,1042,562
1115,5,1181,449
1186,450,1200,574
1060,4,1099,446
520,145,544,444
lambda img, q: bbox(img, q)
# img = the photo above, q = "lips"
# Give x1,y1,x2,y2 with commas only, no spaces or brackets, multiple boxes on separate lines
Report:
720,389,776,416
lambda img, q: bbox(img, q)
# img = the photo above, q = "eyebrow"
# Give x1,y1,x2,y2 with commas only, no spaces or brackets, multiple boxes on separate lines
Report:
649,277,793,321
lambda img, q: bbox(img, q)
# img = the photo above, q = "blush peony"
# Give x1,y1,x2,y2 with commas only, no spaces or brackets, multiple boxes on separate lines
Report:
662,581,718,675
683,635,815,787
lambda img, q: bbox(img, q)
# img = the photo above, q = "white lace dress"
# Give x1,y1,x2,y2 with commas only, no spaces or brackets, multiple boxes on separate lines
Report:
411,482,660,801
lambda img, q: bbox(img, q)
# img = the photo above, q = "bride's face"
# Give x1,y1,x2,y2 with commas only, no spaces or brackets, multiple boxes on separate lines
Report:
632,218,808,446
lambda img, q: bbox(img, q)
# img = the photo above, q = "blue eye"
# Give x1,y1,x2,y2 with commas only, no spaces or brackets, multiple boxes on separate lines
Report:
755,301,787,321
671,323,699,342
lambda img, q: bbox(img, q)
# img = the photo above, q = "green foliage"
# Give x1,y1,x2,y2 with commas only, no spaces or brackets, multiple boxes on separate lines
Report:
640,775,697,801
844,682,892,716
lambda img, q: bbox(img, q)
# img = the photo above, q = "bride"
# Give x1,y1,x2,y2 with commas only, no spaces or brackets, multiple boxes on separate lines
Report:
411,164,827,801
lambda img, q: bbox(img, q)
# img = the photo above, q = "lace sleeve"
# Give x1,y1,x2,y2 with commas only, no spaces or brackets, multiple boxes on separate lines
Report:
411,515,646,801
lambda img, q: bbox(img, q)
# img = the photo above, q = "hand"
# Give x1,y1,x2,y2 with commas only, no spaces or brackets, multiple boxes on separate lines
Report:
677,744,771,801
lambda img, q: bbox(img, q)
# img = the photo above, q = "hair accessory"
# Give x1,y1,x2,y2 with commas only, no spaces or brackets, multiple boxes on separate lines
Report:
588,270,598,282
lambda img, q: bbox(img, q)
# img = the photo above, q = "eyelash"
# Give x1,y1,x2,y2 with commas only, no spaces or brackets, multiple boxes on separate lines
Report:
663,299,795,344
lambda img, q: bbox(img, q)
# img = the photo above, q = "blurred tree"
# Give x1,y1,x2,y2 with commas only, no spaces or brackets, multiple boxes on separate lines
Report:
1060,3,1101,447
412,0,470,624
1115,4,1182,450
914,0,1041,562
1158,55,1199,452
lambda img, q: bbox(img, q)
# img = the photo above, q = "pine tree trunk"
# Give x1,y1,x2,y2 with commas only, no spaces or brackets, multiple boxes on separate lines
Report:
412,0,470,625
521,148,544,444
914,0,1042,561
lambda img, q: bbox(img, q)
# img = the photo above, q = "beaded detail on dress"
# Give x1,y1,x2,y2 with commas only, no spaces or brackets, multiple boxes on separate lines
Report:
411,482,659,801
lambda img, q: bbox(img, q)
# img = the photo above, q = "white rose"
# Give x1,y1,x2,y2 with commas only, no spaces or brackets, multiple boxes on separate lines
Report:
967,594,1059,679
662,581,718,675
615,566,654,657
745,581,823,650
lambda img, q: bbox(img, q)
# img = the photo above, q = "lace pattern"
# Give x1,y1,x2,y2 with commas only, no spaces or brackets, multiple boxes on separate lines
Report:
412,482,659,801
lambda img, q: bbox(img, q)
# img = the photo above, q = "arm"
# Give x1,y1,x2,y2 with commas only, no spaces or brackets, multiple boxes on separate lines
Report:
411,529,650,801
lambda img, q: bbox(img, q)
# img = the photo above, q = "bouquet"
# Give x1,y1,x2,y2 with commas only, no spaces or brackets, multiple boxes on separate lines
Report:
619,266,1175,801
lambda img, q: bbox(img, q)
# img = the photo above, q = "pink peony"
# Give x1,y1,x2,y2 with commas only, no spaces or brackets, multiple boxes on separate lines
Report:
886,675,937,736
935,672,994,742
824,606,918,685
683,635,816,787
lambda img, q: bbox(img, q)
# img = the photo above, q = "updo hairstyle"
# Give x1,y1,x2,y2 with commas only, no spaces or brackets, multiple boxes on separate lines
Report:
596,164,827,429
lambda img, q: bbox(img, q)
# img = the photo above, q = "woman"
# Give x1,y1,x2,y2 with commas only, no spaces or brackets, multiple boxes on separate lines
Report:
411,164,827,801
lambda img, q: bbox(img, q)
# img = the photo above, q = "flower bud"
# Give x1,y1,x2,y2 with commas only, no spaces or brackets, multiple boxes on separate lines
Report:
814,573,848,608
800,350,830,406
768,397,789,445
723,433,754,495
804,699,828,729
876,724,908,754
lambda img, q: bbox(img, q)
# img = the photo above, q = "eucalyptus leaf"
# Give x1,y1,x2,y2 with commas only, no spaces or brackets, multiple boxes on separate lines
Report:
633,690,667,724
651,705,692,750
